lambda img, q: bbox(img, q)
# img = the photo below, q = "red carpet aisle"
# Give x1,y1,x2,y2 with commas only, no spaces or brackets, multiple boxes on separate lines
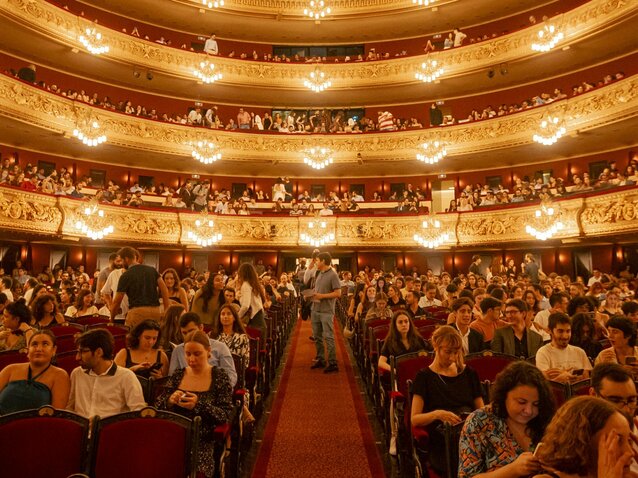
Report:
252,319,385,478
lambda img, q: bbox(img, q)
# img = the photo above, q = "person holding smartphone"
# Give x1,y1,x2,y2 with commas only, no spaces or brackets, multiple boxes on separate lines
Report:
595,317,638,379
114,320,169,378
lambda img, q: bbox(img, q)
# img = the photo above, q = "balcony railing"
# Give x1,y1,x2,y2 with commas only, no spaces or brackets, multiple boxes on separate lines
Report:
1,184,636,247
1,0,635,89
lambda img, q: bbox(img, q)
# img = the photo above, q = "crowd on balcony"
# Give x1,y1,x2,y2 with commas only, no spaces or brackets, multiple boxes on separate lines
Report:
5,61,627,135
1,152,637,216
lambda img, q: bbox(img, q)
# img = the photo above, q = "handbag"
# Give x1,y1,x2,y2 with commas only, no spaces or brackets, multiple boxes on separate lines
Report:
343,318,354,339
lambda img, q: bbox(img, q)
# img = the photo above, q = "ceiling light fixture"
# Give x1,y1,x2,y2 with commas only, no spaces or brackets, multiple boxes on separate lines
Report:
202,0,224,8
415,57,444,83
416,141,447,164
304,0,331,19
413,216,450,248
412,0,435,5
303,147,334,169
72,119,107,147
531,23,564,52
525,202,564,241
532,115,566,146
78,26,110,55
74,201,114,240
299,220,336,247
304,68,332,92
193,60,222,84
191,140,222,164
187,213,223,247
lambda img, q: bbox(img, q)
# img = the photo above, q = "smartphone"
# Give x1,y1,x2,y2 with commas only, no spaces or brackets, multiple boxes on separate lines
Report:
533,443,543,457
626,357,636,365
150,362,163,371
572,369,584,376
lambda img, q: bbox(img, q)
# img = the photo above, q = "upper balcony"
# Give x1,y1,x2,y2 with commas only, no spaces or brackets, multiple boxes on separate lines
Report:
0,71,636,178
0,0,636,106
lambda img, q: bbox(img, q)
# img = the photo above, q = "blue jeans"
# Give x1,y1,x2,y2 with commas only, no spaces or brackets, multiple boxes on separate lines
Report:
311,310,336,365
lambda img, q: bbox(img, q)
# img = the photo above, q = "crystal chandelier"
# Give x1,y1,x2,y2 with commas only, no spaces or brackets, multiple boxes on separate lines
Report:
415,58,444,83
187,214,223,247
525,202,564,241
304,68,332,92
303,147,333,169
74,201,114,240
413,217,450,248
416,141,447,164
78,26,110,55
191,141,222,164
304,0,331,19
300,220,335,247
531,24,564,52
193,60,222,84
412,0,435,5
72,119,107,147
532,115,566,146
202,0,224,7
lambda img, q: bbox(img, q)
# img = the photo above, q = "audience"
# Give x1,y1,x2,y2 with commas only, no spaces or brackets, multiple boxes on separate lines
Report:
113,319,169,378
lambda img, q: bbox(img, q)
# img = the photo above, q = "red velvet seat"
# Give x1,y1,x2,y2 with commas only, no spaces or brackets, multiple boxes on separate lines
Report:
0,350,28,371
0,406,90,478
54,334,78,353
90,407,200,478
464,351,520,382
71,315,111,327
54,350,79,375
49,324,84,337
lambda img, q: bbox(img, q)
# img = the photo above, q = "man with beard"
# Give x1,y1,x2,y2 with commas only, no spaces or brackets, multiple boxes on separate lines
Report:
535,313,591,383
101,253,127,321
68,328,145,418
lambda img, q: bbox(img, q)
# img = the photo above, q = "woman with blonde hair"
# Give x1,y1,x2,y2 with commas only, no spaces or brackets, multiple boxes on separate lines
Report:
236,263,267,338
411,325,484,475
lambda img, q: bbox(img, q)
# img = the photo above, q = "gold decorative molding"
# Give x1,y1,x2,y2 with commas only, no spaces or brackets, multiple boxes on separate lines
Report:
1,185,638,246
0,188,61,235
1,0,636,88
0,73,636,163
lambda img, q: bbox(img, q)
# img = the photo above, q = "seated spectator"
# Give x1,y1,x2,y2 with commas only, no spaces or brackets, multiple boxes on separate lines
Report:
156,330,233,478
168,312,237,387
450,298,486,355
411,326,484,476
458,362,555,478
535,313,592,382
589,363,638,419
492,299,543,359
31,293,67,328
535,396,633,477
570,312,604,360
68,328,145,418
365,292,393,322
595,316,638,377
0,329,70,414
419,283,443,308
114,320,169,378
159,304,185,353
0,299,34,352
64,289,98,318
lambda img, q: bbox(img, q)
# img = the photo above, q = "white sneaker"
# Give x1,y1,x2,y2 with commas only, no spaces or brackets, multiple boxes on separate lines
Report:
389,436,397,456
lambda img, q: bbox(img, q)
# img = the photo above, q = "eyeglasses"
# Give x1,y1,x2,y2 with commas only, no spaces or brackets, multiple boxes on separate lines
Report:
76,348,91,354
504,309,521,315
599,394,638,408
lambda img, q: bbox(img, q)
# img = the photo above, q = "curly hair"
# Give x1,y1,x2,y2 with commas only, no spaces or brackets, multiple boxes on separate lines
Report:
536,396,620,475
31,293,59,321
127,319,161,349
490,361,555,444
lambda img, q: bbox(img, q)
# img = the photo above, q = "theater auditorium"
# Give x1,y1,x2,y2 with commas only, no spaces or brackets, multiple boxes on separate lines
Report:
0,0,637,477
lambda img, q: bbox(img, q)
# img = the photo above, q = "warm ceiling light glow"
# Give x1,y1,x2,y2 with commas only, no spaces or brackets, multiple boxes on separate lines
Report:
304,68,332,92
75,202,114,240
304,0,331,19
303,147,334,169
412,0,435,6
532,115,566,146
531,24,564,52
72,120,107,147
300,220,336,247
78,26,110,55
191,141,222,164
416,141,447,164
187,214,223,247
415,58,444,83
193,61,222,84
525,202,564,240
414,217,450,248
202,0,224,8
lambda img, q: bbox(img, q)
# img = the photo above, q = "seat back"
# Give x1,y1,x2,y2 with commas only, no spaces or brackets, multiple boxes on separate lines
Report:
0,350,28,371
417,324,438,341
91,407,200,478
72,315,111,327
0,406,90,478
393,353,433,400
49,324,84,337
54,350,80,375
54,334,78,353
464,351,520,382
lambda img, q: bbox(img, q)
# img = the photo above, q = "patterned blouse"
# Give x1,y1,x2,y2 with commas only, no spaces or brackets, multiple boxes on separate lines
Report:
155,367,233,478
217,332,250,371
458,405,530,478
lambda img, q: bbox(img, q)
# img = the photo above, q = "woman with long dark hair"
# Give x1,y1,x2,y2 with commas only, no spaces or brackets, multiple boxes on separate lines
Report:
191,273,225,325
236,263,267,337
114,319,169,378
31,293,66,328
458,361,555,478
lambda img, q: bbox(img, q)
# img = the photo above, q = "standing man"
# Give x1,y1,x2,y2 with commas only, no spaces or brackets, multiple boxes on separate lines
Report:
203,33,218,55
237,108,252,130
101,254,127,321
95,253,117,308
469,255,481,276
522,253,540,284
68,329,145,418
535,313,592,383
110,247,170,327
308,252,342,373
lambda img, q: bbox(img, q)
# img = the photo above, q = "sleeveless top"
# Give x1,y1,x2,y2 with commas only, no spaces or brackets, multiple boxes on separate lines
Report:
125,349,162,378
0,364,52,415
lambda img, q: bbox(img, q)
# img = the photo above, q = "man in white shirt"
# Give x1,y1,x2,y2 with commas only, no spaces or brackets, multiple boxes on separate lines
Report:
453,28,467,47
533,291,569,342
68,329,145,418
203,33,218,55
101,257,128,321
418,283,442,308
587,269,603,288
535,313,592,383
